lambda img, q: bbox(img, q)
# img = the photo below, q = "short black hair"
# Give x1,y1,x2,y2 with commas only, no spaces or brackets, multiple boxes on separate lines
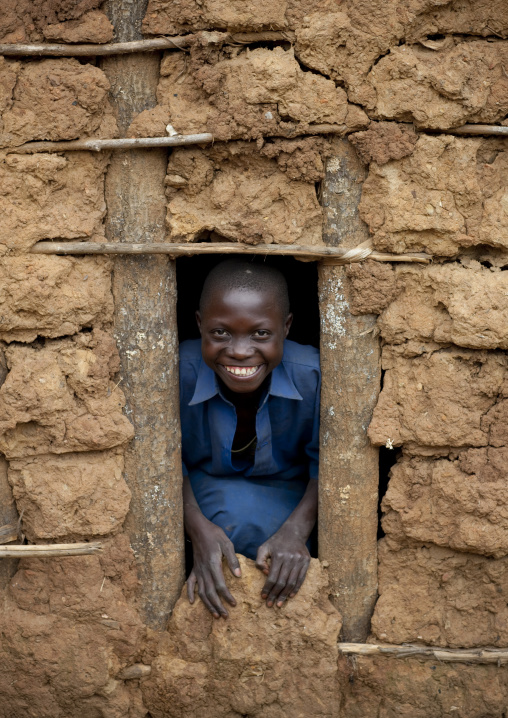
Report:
199,259,290,317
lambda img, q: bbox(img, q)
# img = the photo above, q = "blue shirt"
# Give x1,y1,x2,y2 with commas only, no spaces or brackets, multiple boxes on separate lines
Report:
179,338,320,558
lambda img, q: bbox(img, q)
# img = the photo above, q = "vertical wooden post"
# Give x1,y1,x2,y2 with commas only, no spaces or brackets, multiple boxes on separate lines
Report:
102,0,184,629
318,139,380,641
0,455,19,590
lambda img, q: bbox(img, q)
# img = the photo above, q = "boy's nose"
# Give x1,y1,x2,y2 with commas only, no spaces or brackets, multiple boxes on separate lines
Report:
227,337,254,359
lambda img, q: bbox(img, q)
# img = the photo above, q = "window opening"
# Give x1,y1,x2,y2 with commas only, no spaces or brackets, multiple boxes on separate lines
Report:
176,255,321,576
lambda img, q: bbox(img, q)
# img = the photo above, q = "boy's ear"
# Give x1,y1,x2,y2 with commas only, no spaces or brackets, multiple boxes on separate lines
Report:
284,313,293,338
195,310,202,334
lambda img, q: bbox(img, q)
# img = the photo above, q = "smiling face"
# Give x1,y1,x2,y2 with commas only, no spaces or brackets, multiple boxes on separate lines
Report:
196,287,293,395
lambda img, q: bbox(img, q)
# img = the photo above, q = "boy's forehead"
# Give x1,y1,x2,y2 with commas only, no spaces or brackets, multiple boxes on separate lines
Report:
205,284,277,304
201,286,283,317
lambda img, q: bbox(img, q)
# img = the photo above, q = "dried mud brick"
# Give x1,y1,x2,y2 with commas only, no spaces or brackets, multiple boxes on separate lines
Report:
8,449,131,541
0,255,113,342
405,0,508,42
368,347,508,452
345,260,397,315
130,47,368,141
349,122,418,166
339,653,508,718
371,536,508,648
143,0,288,35
41,10,113,43
294,1,508,107
142,555,341,718
0,0,112,44
0,330,134,459
366,41,508,129
379,263,508,350
0,151,109,253
165,142,323,245
0,58,117,148
359,135,508,255
382,450,508,558
0,536,146,718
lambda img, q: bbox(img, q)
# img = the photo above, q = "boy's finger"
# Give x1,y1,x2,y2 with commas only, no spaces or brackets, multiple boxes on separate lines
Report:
210,563,237,607
290,562,310,597
261,557,283,605
204,576,229,618
223,543,242,578
197,576,223,619
255,544,271,574
276,565,301,606
187,570,197,604
267,563,291,606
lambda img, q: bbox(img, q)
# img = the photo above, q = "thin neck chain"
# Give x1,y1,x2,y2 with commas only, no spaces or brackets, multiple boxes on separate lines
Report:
230,435,257,453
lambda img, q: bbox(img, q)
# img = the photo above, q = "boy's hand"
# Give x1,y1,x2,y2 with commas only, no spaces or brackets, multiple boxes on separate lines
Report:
255,526,311,608
186,514,241,619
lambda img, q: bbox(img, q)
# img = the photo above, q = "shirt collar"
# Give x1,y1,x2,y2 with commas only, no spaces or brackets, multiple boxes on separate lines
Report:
188,349,303,406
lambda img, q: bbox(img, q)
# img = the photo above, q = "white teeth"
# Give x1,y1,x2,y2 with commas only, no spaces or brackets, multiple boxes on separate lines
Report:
224,366,258,377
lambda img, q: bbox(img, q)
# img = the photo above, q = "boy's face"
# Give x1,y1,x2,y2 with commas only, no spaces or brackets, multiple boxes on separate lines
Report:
196,287,292,395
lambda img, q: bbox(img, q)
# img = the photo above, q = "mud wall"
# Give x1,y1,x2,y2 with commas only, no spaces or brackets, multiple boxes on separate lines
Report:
0,1,507,717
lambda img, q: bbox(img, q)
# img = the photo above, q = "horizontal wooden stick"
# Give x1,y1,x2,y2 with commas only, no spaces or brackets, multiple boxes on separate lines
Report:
438,124,508,137
0,542,102,558
10,123,507,156
10,134,214,154
0,31,294,57
11,125,350,154
31,241,431,263
339,642,508,664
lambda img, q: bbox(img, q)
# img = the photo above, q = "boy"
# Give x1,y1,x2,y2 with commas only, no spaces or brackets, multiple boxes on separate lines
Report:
180,259,320,619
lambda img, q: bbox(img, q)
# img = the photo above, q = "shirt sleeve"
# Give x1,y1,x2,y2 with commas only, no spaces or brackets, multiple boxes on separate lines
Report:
305,368,321,480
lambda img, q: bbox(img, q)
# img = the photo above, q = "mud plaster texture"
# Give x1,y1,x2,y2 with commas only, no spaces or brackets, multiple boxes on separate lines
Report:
349,122,418,166
0,535,147,718
142,555,342,718
371,535,508,648
0,1,113,44
129,45,369,141
0,58,117,148
359,134,508,256
382,450,508,558
8,449,131,541
378,262,508,350
0,330,134,460
368,345,508,454
0,255,113,342
0,151,110,253
142,1,508,130
165,140,326,244
338,654,508,718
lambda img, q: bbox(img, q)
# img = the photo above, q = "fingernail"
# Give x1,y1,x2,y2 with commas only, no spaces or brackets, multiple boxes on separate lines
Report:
277,601,283,607
234,568,242,577
261,593,267,599
267,601,273,607
213,613,220,619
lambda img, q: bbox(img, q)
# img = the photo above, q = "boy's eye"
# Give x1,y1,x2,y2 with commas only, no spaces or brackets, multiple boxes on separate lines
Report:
253,330,270,338
211,329,228,337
